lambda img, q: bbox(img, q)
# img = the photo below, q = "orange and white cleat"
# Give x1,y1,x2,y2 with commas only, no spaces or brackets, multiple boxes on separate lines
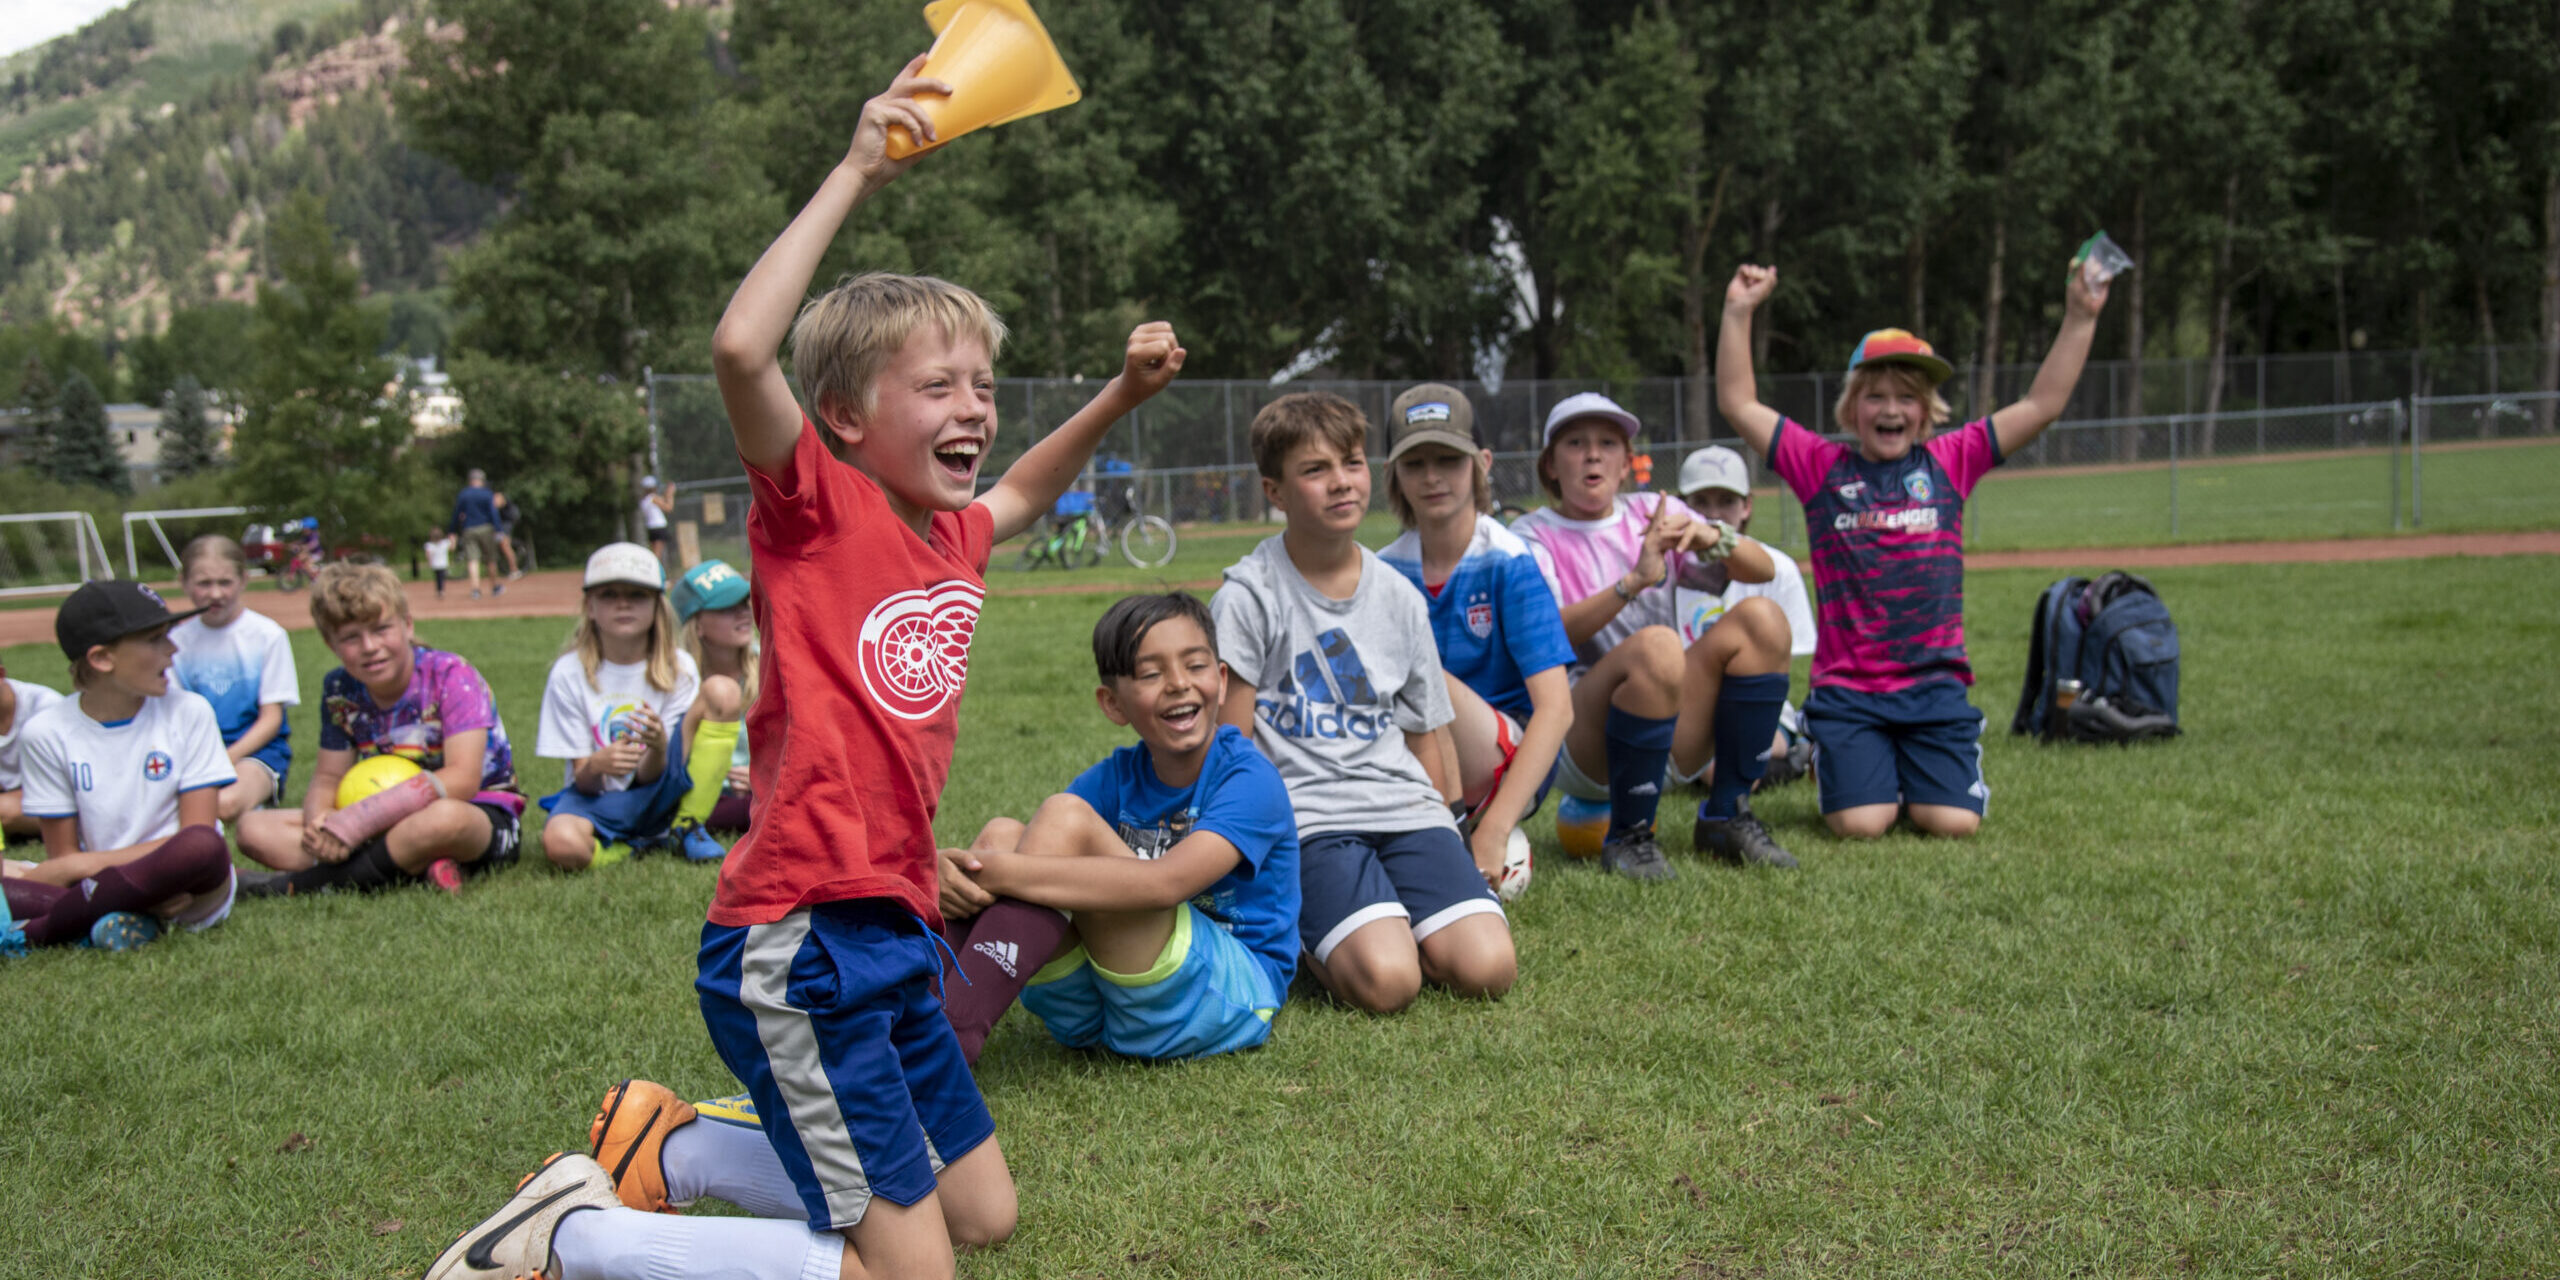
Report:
589,1079,700,1214
425,1151,619,1280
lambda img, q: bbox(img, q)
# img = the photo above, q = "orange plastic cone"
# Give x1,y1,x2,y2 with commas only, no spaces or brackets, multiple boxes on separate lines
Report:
885,0,1083,159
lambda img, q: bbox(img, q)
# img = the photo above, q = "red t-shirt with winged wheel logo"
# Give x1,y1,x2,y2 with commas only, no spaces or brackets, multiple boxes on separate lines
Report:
710,420,994,929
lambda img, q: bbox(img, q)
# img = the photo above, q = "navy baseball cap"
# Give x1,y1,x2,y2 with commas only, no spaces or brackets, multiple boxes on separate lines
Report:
56,580,204,660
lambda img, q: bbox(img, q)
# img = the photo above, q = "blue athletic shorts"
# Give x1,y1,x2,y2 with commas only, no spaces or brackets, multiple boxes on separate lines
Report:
1298,827,1504,965
1018,902,1279,1060
539,733,690,844
1804,682,1989,815
246,737,291,793
696,899,993,1230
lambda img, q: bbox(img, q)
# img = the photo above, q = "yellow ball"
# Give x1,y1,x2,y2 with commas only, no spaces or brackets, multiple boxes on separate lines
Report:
1554,794,1611,861
337,754,425,809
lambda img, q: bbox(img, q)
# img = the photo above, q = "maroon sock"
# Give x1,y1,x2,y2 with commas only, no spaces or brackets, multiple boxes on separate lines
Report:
706,791,752,834
940,898,1070,1066
5,876,68,927
23,825,229,946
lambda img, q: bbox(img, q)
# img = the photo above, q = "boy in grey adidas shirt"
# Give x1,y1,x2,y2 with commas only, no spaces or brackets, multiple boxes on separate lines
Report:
1212,392,1516,1014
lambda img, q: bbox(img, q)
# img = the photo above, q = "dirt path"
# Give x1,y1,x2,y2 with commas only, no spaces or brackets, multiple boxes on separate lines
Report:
2,530,2552,647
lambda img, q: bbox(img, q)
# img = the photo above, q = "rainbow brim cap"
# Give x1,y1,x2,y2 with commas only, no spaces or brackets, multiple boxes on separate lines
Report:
1846,328,1953,385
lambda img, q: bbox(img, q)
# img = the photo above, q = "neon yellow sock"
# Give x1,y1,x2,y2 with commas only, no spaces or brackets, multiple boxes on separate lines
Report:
679,718,742,825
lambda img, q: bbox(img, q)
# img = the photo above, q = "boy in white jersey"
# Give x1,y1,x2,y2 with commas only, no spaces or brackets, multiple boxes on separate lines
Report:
5,581,236,951
1672,445,1816,790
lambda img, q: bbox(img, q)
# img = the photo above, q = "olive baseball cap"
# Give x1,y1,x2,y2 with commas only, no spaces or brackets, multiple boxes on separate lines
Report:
1385,384,1481,463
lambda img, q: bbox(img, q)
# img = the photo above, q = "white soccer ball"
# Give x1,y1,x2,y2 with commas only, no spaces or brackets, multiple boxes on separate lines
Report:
1496,826,1533,902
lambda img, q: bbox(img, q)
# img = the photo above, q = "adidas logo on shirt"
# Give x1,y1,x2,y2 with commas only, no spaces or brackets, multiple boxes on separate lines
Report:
1257,628,1392,742
972,940,1019,978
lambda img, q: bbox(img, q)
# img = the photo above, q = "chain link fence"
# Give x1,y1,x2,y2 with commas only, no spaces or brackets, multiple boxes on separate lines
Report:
644,350,2559,557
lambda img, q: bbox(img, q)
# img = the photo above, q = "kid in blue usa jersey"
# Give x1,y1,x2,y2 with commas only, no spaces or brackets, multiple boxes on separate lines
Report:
1376,384,1575,896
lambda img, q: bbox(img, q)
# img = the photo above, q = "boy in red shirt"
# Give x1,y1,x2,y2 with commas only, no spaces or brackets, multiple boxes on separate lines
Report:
428,60,1185,1280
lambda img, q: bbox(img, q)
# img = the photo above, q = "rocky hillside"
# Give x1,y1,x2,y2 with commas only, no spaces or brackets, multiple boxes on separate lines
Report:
0,0,493,339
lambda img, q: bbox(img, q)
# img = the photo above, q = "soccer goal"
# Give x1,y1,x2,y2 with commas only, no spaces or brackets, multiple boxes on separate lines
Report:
0,511,115,599
121,506,250,580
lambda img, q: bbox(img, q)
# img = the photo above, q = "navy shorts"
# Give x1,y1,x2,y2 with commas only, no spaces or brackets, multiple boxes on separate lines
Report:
696,899,993,1229
1299,827,1504,965
1804,682,1989,815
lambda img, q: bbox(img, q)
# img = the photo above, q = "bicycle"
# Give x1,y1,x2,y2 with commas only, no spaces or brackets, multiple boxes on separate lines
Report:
1016,491,1104,570
1099,472,1177,569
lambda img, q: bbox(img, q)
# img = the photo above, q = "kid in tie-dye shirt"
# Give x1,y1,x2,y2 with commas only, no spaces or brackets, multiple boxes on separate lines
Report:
237,563,523,891
1715,254,2111,839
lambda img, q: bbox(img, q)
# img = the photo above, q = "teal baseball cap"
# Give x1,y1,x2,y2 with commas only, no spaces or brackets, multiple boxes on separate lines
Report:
674,559,750,621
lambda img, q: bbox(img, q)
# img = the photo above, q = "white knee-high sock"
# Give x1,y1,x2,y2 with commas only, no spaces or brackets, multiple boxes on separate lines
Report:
663,1117,809,1221
552,1206,843,1280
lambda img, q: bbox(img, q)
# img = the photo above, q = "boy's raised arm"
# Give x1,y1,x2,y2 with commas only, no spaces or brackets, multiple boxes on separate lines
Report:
1716,264,1785,457
1990,261,2111,455
710,56,945,476
978,324,1186,545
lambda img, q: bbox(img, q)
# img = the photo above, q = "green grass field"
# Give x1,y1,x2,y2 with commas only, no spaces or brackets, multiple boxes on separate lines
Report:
4,555,2558,1277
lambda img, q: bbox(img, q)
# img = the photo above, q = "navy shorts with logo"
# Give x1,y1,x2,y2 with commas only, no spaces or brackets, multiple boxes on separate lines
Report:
1804,681,1988,815
697,899,993,1229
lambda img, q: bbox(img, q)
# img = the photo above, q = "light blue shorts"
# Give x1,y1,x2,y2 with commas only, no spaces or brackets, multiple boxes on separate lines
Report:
1019,902,1280,1061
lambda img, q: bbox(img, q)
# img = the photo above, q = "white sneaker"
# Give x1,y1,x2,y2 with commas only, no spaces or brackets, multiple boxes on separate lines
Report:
426,1152,619,1279
1496,826,1533,902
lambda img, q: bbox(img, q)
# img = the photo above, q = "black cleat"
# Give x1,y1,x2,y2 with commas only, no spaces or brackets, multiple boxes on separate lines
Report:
1756,735,1815,790
1694,801,1799,869
1598,827,1676,882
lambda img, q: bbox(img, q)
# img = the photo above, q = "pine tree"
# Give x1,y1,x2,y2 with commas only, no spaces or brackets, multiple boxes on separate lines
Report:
49,368,129,494
158,374,220,476
13,353,55,474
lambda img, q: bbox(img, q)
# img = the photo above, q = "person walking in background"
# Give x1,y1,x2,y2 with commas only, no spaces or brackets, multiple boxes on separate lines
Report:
452,468,505,599
639,476,676,572
492,492,526,581
423,530,454,599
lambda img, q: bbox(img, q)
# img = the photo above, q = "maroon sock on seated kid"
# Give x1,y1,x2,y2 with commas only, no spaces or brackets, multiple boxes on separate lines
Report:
20,824,231,946
940,897,1071,1066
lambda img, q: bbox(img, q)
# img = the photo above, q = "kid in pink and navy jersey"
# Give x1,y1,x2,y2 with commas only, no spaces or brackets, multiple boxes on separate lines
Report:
1714,256,2110,838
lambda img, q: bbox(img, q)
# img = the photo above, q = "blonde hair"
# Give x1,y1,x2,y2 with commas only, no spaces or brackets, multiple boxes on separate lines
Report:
1834,365,1953,435
1249,392,1369,480
180,534,248,582
565,588,682,693
1386,447,1492,526
789,273,1008,457
682,615,761,708
311,562,408,634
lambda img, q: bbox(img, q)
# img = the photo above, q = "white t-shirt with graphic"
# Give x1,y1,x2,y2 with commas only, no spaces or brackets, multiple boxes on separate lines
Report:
1673,539,1818,657
19,690,235,852
170,609,300,747
535,651,701,791
425,536,452,570
0,678,69,791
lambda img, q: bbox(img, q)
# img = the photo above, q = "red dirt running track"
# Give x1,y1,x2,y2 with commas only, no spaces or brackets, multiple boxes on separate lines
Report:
2,530,2553,648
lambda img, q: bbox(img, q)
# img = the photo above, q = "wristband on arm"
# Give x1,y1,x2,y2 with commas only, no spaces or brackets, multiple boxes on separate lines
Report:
318,772,447,847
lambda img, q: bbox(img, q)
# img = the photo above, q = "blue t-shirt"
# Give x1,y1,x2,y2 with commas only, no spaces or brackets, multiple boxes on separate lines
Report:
452,484,498,531
1379,514,1577,720
1064,724,1301,995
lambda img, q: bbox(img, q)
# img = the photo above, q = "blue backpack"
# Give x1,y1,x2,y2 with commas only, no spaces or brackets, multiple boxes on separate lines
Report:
2010,571,2181,743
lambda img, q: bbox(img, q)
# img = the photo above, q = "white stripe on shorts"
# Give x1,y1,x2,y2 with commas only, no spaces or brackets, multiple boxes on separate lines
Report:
741,912,874,1226
1312,901,1408,966
1411,897,1504,943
